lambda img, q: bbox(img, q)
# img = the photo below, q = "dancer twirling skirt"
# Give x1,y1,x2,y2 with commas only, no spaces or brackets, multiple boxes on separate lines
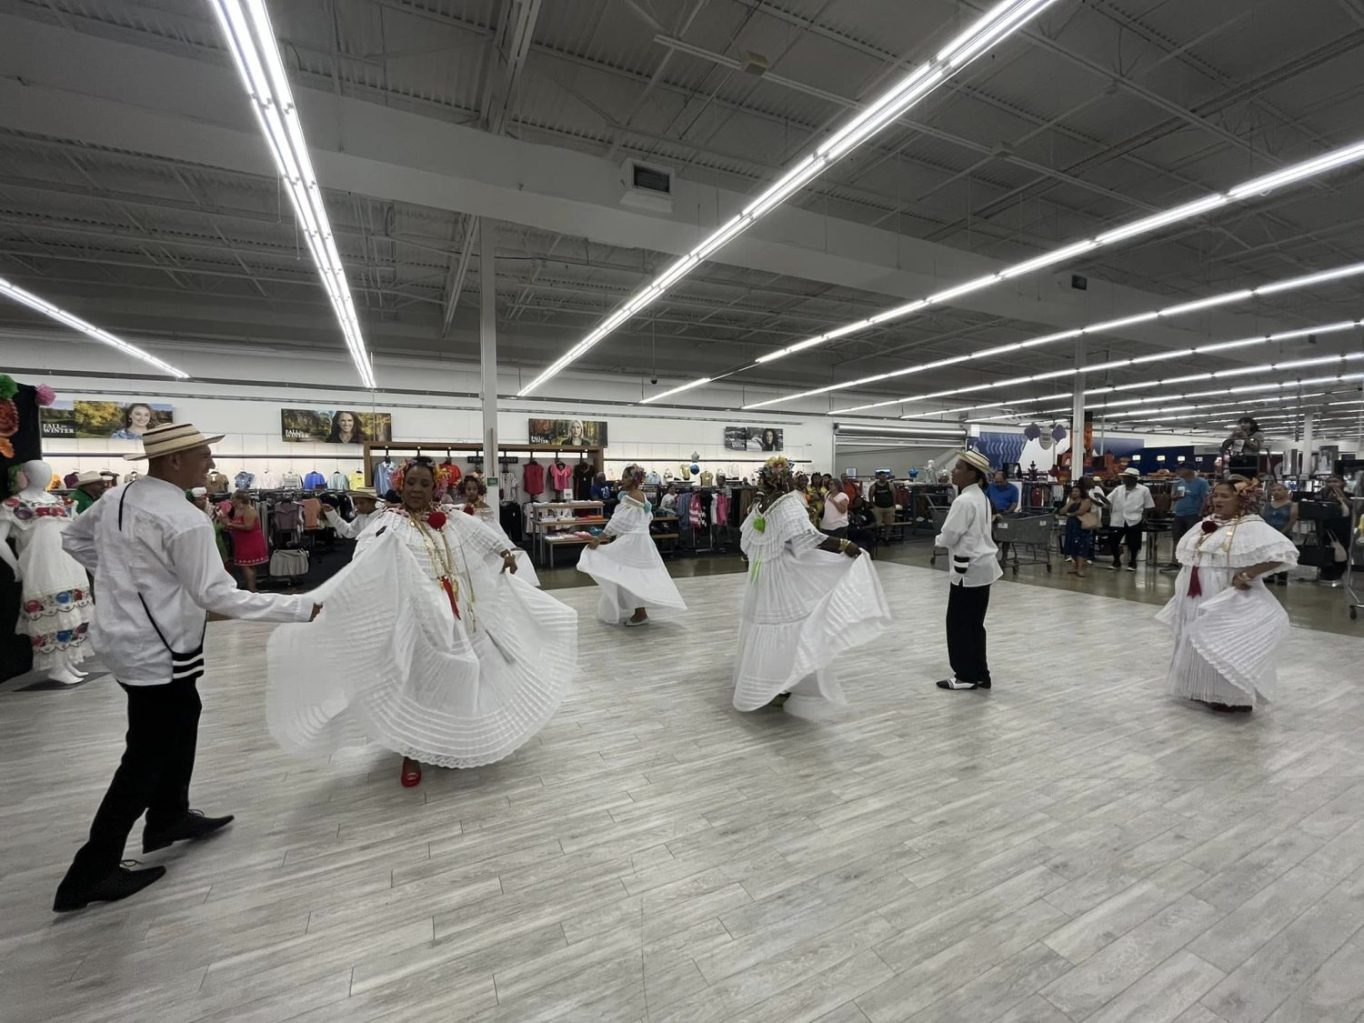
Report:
732,456,892,716
458,474,539,587
266,458,577,786
576,464,686,626
1156,475,1298,712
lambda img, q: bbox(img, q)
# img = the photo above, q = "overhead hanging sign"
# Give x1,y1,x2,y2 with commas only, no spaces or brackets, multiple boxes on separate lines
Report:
281,408,393,444
724,426,784,452
40,400,174,439
527,418,608,447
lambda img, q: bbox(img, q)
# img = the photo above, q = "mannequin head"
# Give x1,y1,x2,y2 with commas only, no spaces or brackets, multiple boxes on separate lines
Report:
14,459,54,495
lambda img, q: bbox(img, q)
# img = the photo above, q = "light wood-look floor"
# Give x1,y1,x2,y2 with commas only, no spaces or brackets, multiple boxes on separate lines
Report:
4,563,1364,1023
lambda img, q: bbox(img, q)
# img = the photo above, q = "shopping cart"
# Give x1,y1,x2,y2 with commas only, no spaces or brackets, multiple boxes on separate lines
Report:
994,512,1055,574
1347,497,1363,621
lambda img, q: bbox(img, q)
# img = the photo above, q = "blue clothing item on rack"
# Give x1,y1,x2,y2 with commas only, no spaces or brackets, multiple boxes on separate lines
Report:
303,470,327,491
373,460,395,495
233,471,255,491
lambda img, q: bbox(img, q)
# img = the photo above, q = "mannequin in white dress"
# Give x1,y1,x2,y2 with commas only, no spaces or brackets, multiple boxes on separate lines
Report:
0,459,94,684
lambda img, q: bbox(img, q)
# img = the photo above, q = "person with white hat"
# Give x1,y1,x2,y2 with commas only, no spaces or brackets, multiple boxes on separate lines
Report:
935,449,1002,691
322,486,383,540
69,470,110,514
53,423,322,912
1105,466,1154,571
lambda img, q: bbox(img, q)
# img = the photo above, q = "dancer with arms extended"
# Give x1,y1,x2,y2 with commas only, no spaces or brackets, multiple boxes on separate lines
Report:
733,455,892,716
577,464,685,626
265,457,576,787
1158,475,1298,713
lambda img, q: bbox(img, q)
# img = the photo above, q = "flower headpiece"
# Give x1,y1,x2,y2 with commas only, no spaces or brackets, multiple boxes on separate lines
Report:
1222,473,1264,515
757,454,793,490
620,464,646,487
388,457,460,498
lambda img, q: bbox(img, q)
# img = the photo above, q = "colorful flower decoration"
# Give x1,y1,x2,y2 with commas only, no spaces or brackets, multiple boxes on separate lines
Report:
34,383,56,407
0,374,19,460
426,510,447,530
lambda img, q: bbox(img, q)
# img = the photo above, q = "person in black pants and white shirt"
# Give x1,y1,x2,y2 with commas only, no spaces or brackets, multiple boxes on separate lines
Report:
936,449,1002,691
54,423,322,912
1105,467,1154,571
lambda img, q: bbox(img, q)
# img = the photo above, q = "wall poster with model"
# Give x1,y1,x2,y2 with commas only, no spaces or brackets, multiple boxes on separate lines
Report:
281,408,393,444
528,418,608,447
40,400,174,439
724,426,783,451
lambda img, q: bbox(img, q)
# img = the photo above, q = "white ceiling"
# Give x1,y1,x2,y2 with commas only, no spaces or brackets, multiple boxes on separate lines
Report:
1,0,1363,435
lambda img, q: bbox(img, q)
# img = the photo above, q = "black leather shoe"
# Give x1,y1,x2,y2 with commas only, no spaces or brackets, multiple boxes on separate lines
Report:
53,862,166,912
143,810,235,853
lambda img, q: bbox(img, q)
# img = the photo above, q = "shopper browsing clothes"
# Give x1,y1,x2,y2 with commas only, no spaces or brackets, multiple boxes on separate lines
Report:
53,423,321,912
1106,467,1154,571
935,450,1002,691
1157,476,1298,712
577,464,685,625
265,457,577,788
732,455,891,716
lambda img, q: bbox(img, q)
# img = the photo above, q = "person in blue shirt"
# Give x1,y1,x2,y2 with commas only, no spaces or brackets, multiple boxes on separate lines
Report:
1161,466,1210,572
985,470,1020,514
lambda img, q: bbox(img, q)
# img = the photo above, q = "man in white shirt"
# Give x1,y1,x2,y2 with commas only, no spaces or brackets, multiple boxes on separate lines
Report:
935,449,1003,691
54,423,321,912
1105,467,1154,571
323,487,382,540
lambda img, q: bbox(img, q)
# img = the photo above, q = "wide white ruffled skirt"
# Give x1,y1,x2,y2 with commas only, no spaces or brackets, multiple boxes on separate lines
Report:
732,549,892,713
266,530,577,768
576,531,687,624
1156,566,1288,707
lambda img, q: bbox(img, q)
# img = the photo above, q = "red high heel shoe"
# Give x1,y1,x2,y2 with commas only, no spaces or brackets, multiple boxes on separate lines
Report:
400,757,422,787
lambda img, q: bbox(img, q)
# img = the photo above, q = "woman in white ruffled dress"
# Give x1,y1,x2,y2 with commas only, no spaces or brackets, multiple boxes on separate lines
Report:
0,459,93,684
265,458,577,787
576,464,686,626
1157,475,1298,713
733,455,893,716
456,474,539,587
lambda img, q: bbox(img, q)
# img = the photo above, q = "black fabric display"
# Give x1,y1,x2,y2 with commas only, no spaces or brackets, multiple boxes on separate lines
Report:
1,381,42,681
945,584,991,686
573,461,594,500
62,676,202,886
499,501,524,543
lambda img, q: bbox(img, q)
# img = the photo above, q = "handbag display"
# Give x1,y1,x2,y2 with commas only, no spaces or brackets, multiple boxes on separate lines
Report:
269,548,310,578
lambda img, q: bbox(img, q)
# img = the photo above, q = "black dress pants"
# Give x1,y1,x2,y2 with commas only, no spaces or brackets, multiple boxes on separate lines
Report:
63,676,201,885
946,583,991,686
1110,524,1143,566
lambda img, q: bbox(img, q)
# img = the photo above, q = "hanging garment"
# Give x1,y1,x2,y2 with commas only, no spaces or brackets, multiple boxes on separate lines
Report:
733,492,892,715
233,471,255,491
576,494,686,623
269,548,310,578
347,469,366,490
300,497,323,530
280,471,303,491
573,461,594,500
265,510,578,768
207,471,231,494
499,469,518,503
258,468,276,490
329,470,349,491
373,460,395,495
303,470,327,491
273,500,304,541
549,462,573,493
523,460,545,497
0,495,92,674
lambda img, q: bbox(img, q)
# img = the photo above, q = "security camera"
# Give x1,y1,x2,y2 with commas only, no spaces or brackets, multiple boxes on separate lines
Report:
650,376,658,385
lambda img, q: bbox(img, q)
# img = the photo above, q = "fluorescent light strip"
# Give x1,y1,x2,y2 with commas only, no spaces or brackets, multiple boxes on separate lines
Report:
519,0,1060,398
0,278,189,379
836,424,965,436
639,377,711,404
746,135,1364,378
743,258,1364,411
829,319,1361,413
210,0,377,390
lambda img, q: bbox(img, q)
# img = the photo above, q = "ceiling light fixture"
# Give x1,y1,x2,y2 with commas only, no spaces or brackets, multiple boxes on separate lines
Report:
516,0,1060,398
743,258,1364,411
209,0,377,390
744,136,1364,382
826,318,1361,413
0,277,189,379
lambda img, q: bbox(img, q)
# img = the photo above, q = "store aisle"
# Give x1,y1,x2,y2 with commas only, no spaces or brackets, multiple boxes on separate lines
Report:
3,564,1364,1021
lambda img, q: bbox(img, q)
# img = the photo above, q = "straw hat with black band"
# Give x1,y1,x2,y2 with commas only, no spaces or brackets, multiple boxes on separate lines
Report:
955,449,992,477
124,423,224,460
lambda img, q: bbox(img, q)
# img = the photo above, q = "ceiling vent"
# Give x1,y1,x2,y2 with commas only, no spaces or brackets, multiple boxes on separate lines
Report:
620,159,674,213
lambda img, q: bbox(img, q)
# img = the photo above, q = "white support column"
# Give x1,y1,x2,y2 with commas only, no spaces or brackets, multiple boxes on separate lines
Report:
1070,336,1086,479
480,220,499,491
1301,410,1314,477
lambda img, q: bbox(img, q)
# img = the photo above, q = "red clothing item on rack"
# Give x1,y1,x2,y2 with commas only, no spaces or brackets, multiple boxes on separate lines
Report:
523,460,545,496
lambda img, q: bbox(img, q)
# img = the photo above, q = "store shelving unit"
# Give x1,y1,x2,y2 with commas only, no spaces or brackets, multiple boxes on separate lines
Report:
529,500,605,567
